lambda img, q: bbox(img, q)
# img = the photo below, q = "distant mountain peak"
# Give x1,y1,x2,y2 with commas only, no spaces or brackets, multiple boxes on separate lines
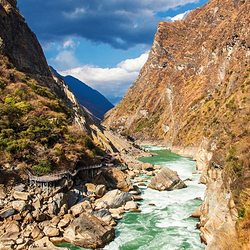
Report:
51,67,114,120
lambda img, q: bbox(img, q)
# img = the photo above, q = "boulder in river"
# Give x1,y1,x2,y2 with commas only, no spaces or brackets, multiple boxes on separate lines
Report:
63,213,115,248
148,167,187,191
95,168,133,192
124,201,138,211
95,189,133,209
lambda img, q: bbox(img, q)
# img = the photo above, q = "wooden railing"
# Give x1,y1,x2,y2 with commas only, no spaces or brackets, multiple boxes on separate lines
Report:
25,164,102,183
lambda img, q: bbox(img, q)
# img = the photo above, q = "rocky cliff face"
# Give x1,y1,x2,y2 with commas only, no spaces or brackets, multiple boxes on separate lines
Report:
104,0,250,248
0,0,50,77
0,0,121,174
0,0,147,176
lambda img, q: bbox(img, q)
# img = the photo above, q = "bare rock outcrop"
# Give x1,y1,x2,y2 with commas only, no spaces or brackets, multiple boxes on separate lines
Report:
103,0,250,248
148,167,186,191
95,189,133,209
95,167,133,192
29,237,67,250
63,213,115,248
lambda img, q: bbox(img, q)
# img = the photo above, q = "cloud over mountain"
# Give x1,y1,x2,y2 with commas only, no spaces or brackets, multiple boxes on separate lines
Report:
18,0,202,49
60,53,149,99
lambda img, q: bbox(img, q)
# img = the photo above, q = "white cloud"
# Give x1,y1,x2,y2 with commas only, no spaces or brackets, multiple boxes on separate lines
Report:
117,53,149,72
42,42,56,51
165,10,190,22
63,7,86,19
59,52,149,98
63,39,75,49
50,50,80,71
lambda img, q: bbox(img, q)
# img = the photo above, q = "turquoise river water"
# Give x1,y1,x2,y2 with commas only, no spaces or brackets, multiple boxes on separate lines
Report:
58,146,206,250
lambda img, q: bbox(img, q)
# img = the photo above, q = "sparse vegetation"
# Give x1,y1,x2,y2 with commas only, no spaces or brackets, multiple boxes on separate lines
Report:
32,160,52,174
238,207,246,219
0,56,103,173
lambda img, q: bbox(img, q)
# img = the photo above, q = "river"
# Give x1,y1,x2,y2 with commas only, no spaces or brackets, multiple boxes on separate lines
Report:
58,146,206,250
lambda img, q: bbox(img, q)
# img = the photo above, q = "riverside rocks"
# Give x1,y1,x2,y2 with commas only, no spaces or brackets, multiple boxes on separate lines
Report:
149,167,187,191
95,189,133,209
0,140,163,249
29,237,67,250
95,184,106,198
12,200,26,212
95,167,133,192
63,213,115,248
0,207,15,218
0,173,142,249
13,191,30,201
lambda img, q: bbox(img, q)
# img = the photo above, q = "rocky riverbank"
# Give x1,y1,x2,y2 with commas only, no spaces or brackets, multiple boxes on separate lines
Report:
0,142,164,250
131,139,240,250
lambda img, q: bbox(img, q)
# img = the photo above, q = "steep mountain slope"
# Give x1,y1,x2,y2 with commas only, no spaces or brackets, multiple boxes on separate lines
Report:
52,68,114,119
104,0,250,248
0,0,50,78
0,0,110,176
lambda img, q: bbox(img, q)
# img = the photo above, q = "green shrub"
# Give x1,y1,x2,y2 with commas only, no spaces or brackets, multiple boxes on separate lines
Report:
29,83,54,99
21,76,31,83
6,139,30,153
32,160,52,175
45,99,71,116
14,88,29,100
0,79,7,89
238,207,246,218
5,95,16,104
65,135,76,144
4,62,13,69
15,101,32,114
0,128,14,138
226,146,237,162
0,103,22,120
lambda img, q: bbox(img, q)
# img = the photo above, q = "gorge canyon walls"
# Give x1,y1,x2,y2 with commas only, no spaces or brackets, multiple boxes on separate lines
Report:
104,0,250,248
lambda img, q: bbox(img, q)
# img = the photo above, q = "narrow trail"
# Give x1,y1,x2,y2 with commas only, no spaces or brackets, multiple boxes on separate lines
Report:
25,164,102,183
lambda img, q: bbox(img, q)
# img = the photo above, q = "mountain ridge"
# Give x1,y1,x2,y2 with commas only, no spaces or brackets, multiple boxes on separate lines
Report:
103,0,250,248
51,68,114,120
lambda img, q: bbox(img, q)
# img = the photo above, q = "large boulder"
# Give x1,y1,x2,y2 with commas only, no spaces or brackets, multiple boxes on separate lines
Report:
58,214,72,229
48,201,58,215
63,213,115,248
149,167,187,191
95,168,132,191
48,193,68,216
29,237,67,249
13,191,29,201
12,200,26,212
53,193,68,209
67,189,80,208
70,203,85,217
95,189,133,209
110,192,133,208
124,201,138,211
43,226,60,237
95,185,106,198
0,207,15,218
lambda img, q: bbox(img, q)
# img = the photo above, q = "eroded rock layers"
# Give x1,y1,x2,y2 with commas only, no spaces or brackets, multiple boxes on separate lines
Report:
104,0,250,249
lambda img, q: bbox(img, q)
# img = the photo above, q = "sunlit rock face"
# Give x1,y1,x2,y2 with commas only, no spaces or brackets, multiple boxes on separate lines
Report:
104,0,250,248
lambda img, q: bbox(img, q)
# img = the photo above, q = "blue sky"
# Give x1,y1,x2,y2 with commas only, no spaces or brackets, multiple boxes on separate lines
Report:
18,0,209,104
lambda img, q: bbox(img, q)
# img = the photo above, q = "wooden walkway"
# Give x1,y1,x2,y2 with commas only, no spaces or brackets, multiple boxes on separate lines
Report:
25,164,102,183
